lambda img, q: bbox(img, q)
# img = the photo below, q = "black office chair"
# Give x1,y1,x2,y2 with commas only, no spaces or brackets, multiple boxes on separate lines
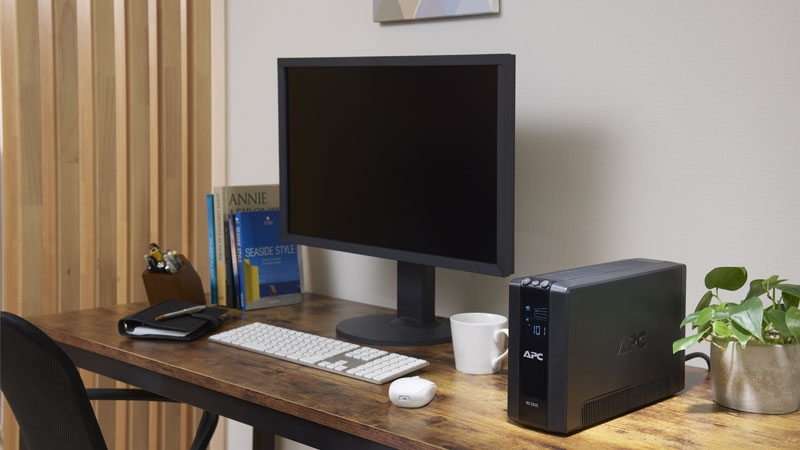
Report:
0,311,218,450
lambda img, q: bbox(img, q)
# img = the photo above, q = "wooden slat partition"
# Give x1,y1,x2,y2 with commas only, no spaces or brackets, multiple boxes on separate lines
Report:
1,0,222,448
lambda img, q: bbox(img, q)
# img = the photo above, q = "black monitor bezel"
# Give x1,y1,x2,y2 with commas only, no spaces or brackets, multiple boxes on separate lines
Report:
277,53,515,279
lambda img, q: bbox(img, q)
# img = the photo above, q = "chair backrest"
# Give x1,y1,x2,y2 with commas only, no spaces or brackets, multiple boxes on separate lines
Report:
1,311,108,450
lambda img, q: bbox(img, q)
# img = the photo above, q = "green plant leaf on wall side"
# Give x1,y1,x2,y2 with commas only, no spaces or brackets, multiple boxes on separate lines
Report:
695,291,714,312
745,279,767,300
705,266,747,291
728,298,764,342
762,275,785,292
679,311,701,328
694,307,714,327
673,332,704,354
680,307,716,329
786,306,800,343
776,283,800,300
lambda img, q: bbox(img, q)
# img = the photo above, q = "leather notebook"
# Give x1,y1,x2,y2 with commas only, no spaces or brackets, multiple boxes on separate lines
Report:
118,299,227,341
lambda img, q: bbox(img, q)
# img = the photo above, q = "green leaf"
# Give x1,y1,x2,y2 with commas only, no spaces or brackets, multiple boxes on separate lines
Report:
782,291,800,310
705,267,747,291
730,321,752,347
694,290,714,312
679,311,701,328
711,305,731,321
765,309,792,340
762,275,784,292
673,332,705,354
712,321,732,338
694,307,715,327
786,306,800,343
680,307,716,329
729,298,764,342
745,279,767,300
776,283,800,300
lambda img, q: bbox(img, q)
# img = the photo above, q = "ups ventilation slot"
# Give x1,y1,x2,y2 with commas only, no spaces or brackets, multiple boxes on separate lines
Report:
581,376,672,427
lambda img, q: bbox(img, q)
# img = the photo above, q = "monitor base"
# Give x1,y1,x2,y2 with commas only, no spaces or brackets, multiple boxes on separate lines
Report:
336,314,451,346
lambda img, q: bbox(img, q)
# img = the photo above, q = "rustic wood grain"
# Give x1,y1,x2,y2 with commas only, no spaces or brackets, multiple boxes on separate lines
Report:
1,0,216,448
29,295,800,450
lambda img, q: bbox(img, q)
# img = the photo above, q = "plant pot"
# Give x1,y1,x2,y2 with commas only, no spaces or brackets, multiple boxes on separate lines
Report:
710,339,800,414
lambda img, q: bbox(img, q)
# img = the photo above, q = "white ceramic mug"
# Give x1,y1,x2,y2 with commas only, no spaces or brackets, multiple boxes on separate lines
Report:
450,312,509,374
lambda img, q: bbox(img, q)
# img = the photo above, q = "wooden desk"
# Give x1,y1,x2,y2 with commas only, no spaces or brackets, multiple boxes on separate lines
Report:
29,294,798,449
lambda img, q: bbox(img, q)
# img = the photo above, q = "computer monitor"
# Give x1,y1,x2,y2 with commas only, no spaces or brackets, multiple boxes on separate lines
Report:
278,53,515,345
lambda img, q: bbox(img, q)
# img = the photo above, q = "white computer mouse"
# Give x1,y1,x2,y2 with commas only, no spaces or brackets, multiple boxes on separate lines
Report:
388,376,437,408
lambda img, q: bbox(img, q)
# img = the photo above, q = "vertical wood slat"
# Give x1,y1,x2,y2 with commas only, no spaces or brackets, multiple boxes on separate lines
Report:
92,0,121,443
38,0,59,316
180,0,190,256
126,0,150,306
93,0,117,310
113,0,128,308
1,0,217,449
17,0,45,319
127,2,156,448
55,0,82,314
76,0,96,312
148,0,158,239
75,0,101,431
1,0,22,449
112,0,130,447
188,1,214,445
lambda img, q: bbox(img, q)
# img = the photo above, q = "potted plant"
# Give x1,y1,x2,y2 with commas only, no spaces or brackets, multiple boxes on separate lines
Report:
673,266,800,414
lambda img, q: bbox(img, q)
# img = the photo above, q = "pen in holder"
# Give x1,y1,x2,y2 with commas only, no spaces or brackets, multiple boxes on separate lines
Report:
141,254,206,305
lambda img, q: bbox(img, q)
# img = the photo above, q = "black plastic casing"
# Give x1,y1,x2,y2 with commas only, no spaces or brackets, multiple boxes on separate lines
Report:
508,258,686,434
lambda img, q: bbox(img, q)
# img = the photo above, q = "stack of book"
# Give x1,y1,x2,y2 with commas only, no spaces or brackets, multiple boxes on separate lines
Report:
206,184,301,310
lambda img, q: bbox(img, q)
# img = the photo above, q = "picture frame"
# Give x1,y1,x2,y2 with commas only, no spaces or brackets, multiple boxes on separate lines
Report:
374,0,500,23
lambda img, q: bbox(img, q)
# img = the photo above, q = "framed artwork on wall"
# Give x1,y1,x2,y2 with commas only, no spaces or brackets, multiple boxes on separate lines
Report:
374,0,500,23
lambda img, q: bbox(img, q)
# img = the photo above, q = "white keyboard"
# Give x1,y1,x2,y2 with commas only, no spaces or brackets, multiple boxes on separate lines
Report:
208,322,429,384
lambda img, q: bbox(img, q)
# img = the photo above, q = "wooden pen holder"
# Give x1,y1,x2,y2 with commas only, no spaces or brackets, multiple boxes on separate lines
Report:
141,254,206,305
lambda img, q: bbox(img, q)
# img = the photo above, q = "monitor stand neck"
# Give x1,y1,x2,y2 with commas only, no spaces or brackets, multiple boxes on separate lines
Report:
335,261,451,346
397,261,435,323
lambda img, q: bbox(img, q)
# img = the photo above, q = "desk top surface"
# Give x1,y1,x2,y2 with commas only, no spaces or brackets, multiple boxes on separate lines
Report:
30,295,799,449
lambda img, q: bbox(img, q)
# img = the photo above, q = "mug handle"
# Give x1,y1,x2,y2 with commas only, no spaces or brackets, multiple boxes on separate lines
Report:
491,328,510,371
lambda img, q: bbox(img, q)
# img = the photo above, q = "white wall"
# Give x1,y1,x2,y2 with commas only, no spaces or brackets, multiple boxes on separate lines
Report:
227,0,800,446
230,0,800,311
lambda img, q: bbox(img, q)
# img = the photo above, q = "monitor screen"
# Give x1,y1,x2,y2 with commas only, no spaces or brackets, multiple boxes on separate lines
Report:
278,54,515,345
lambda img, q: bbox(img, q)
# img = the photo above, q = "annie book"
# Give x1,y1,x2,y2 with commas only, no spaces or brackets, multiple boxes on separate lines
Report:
212,184,279,307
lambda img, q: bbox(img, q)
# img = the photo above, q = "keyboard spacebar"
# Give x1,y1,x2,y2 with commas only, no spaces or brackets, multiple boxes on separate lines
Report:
241,342,270,353
240,342,345,364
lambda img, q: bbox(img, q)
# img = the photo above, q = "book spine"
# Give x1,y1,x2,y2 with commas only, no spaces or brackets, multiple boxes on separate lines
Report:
243,260,260,309
206,194,218,305
234,213,246,310
223,218,234,308
227,213,241,309
213,187,227,307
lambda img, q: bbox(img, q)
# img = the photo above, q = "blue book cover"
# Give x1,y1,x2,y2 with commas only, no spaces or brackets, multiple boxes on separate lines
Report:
206,194,217,305
234,210,301,310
